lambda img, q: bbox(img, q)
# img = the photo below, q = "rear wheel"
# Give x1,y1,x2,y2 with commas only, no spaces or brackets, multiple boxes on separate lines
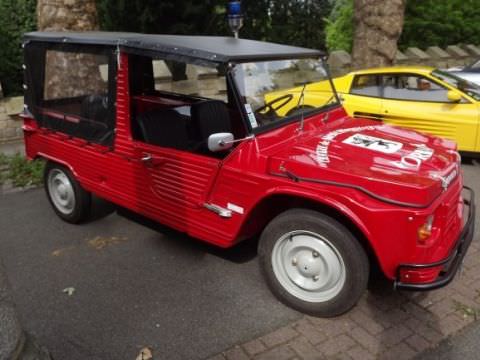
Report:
44,162,91,224
258,209,369,317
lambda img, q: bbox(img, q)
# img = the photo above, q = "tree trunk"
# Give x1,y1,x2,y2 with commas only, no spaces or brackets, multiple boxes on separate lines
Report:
351,0,406,69
37,0,104,100
37,0,99,31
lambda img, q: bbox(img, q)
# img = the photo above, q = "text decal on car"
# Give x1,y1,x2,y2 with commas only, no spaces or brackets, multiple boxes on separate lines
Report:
394,144,434,170
316,125,382,166
343,134,403,154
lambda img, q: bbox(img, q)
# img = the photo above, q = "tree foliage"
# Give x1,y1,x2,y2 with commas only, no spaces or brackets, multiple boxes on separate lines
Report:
96,0,332,49
0,0,36,96
400,0,480,48
325,0,353,52
267,0,332,49
326,0,480,53
97,0,228,35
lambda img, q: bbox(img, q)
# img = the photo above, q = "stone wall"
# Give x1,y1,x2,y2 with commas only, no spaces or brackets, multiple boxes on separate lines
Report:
0,97,23,144
327,43,480,76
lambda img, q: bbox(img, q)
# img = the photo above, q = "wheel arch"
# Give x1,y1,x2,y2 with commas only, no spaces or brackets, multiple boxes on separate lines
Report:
238,191,381,268
36,153,79,178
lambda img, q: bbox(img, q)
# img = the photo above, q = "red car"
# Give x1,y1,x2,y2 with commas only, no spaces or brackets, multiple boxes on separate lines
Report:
22,32,475,317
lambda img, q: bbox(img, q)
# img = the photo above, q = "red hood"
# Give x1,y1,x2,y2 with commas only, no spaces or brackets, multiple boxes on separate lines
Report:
267,117,460,207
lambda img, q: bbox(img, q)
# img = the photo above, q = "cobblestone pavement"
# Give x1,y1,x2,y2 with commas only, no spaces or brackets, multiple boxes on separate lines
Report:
210,161,480,360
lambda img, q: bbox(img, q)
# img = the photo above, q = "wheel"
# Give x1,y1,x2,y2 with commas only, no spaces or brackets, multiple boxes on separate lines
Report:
44,162,91,224
258,209,369,317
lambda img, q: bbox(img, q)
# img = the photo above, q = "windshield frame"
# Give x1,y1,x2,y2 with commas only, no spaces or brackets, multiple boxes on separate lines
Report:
229,57,341,135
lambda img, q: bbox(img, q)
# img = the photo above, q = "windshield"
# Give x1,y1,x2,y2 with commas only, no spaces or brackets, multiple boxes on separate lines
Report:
432,69,480,101
232,58,338,129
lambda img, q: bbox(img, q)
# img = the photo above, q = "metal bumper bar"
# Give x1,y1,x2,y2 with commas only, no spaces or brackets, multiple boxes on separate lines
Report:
394,186,476,291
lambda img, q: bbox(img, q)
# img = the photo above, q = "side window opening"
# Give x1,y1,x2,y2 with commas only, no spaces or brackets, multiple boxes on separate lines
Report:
350,75,381,97
129,55,246,157
25,43,116,146
382,74,450,102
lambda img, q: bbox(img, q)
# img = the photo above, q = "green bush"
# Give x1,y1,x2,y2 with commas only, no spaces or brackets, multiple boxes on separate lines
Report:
0,0,37,96
0,153,8,184
400,0,480,49
324,0,480,54
0,154,44,187
325,0,353,52
97,0,332,50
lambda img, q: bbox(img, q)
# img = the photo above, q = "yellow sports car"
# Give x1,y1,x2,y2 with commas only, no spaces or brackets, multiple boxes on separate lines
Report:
265,66,480,153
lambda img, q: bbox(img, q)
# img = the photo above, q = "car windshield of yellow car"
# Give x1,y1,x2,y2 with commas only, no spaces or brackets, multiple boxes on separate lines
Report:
432,70,480,101
232,58,338,129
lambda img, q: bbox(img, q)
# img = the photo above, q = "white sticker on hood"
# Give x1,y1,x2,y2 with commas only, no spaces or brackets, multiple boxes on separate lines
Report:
343,134,403,154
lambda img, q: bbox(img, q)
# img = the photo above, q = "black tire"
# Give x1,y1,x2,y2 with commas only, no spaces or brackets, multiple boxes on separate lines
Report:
44,162,91,224
258,208,369,317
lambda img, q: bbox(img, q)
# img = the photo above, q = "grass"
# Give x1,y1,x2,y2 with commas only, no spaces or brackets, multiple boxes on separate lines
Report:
0,153,45,188
453,299,479,320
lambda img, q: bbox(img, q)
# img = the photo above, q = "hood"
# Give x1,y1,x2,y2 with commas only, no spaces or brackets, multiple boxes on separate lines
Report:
267,117,460,207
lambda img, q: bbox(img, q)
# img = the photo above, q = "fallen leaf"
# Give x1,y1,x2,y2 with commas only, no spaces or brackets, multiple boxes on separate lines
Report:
62,287,75,296
135,347,153,360
87,236,128,250
51,246,76,257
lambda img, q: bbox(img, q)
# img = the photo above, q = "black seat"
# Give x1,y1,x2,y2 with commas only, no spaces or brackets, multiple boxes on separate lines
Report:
190,100,231,152
137,108,190,150
80,94,111,144
81,94,109,125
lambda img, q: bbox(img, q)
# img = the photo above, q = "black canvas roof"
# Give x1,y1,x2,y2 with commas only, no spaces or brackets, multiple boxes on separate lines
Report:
24,31,323,64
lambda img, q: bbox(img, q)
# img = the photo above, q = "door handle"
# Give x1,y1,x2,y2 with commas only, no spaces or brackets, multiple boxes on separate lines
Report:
140,153,167,167
141,153,152,162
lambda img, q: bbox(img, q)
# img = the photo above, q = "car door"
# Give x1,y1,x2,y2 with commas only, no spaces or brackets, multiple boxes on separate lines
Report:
341,74,384,121
133,139,221,232
380,73,479,152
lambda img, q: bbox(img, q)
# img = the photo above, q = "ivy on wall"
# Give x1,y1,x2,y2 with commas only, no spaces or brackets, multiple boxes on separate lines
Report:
0,0,36,96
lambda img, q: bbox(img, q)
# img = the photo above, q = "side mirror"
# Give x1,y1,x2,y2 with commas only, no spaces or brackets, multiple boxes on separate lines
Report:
447,90,462,103
208,132,234,152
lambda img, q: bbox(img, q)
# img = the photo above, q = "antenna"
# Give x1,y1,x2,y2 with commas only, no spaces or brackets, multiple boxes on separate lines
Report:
297,82,307,133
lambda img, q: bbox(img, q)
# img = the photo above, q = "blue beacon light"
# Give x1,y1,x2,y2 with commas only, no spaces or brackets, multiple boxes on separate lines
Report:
227,1,243,38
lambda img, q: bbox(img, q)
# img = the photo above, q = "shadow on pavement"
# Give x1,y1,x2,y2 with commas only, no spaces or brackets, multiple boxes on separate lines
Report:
117,207,259,264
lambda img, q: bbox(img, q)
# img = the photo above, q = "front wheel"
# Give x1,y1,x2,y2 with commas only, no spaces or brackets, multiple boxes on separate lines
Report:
44,162,91,224
258,209,369,317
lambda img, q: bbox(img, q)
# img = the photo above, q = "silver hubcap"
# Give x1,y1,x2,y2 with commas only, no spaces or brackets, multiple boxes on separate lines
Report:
47,169,75,215
272,230,346,303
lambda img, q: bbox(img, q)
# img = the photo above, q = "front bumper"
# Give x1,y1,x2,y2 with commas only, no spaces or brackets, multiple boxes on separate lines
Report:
394,186,476,291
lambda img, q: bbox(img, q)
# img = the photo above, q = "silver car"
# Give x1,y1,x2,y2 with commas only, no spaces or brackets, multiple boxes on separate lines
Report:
448,59,480,86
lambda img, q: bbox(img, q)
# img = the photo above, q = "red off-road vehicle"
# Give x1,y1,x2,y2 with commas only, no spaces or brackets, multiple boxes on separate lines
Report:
22,32,475,316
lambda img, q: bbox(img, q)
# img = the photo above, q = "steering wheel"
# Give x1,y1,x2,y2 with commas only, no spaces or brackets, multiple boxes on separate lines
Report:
255,94,294,116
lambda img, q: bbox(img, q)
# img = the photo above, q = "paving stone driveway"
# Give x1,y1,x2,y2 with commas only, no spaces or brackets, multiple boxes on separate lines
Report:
210,162,480,360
